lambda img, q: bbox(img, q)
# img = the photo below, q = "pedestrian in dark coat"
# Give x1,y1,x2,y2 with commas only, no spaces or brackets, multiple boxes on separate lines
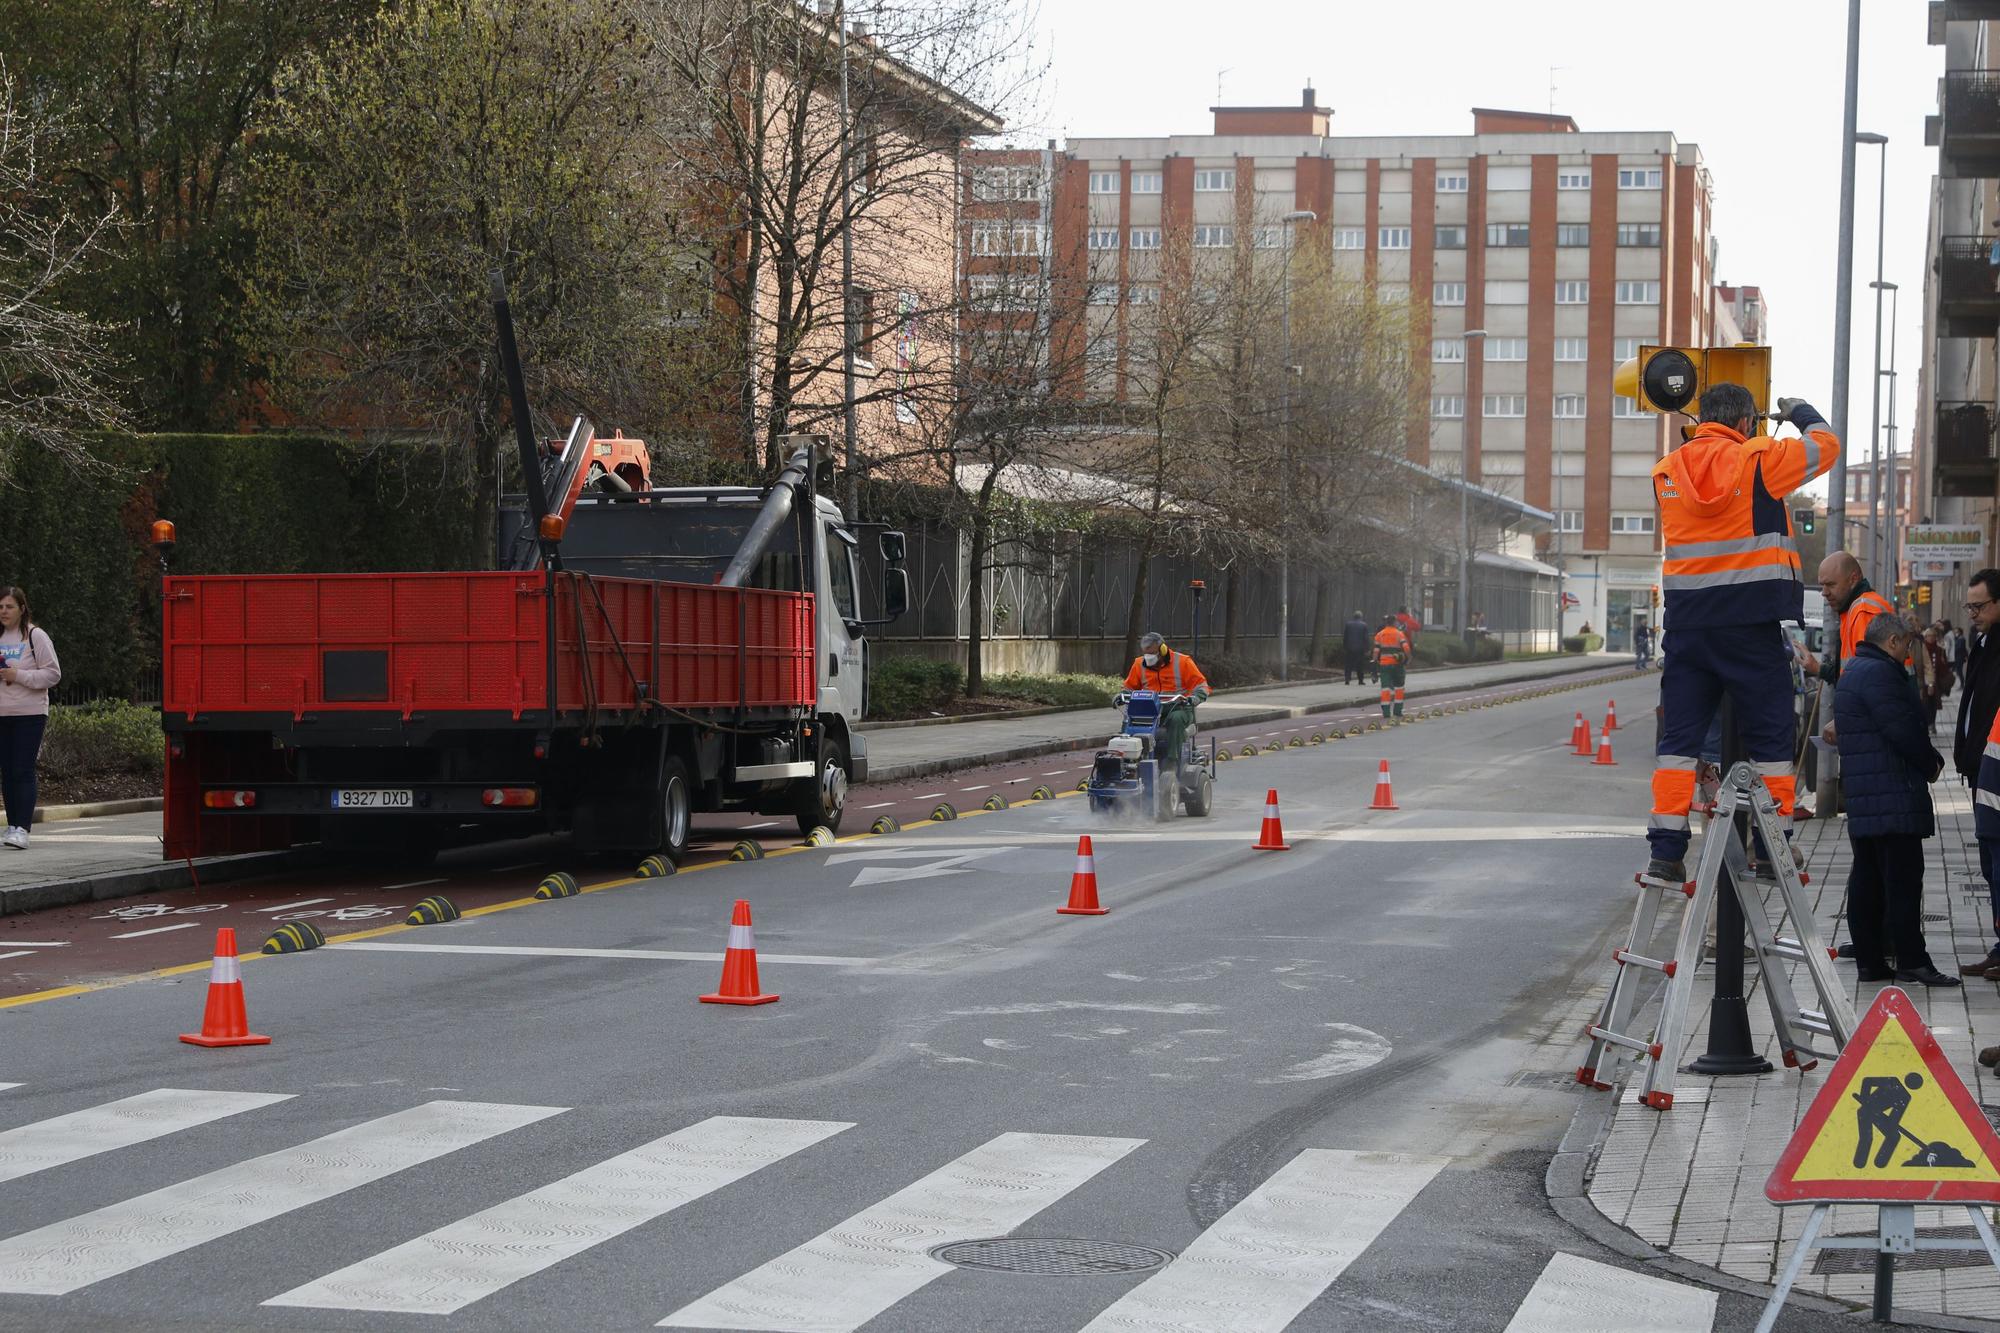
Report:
1835,613,1956,987
1340,612,1371,686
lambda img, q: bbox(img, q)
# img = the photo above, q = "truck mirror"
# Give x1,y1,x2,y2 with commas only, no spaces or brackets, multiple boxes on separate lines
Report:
883,568,910,619
880,530,906,564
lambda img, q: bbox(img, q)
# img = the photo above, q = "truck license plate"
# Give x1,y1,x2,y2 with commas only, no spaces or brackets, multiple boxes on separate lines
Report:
330,789,413,810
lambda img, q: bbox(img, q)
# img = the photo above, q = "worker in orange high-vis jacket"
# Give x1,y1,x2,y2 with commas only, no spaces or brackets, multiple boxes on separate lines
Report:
1645,383,1839,884
1799,550,1895,685
1123,631,1209,769
1373,615,1411,721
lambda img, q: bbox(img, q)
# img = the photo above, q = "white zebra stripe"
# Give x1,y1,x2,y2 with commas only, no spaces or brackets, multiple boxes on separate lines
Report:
267,1116,850,1314
0,1088,292,1186
0,1100,561,1295
1504,1252,1715,1331
659,1131,1144,1331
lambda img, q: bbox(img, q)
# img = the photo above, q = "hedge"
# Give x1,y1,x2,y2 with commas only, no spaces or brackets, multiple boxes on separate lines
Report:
39,701,165,784
869,657,964,716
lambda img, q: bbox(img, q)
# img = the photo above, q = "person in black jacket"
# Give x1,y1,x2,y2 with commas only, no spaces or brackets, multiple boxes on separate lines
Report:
1835,612,1957,988
1955,569,2000,976
1341,611,1372,686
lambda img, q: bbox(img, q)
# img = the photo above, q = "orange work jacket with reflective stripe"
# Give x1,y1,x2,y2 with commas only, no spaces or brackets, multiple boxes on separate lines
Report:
1651,421,1840,629
1373,627,1410,665
1124,650,1207,697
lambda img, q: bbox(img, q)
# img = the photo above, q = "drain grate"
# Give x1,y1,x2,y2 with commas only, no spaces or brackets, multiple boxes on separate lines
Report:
1924,912,1948,923
1813,1226,1990,1274
930,1237,1174,1276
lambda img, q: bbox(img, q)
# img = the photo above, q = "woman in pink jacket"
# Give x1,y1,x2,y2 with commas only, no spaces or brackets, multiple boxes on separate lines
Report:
0,587,61,849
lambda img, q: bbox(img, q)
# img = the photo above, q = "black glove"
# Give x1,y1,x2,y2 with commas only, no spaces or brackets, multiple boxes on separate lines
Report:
1775,397,1826,432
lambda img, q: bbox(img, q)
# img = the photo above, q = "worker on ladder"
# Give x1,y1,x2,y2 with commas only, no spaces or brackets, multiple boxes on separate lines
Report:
1644,385,1839,883
1373,615,1411,721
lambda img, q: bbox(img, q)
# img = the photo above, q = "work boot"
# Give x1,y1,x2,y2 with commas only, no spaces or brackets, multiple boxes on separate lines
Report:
1895,965,1963,989
1643,858,1687,884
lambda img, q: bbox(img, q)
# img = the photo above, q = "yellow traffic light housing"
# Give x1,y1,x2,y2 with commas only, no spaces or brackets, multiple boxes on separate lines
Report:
1611,345,1772,417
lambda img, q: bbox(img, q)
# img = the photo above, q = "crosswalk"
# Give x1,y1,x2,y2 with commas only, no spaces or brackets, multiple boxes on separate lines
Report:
0,1085,1719,1330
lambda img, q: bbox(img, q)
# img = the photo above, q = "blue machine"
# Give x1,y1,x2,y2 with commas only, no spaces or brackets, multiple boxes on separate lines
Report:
1087,691,1216,821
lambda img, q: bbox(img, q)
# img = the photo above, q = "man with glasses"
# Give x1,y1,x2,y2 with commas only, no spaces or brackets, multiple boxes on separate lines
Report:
1952,569,2000,977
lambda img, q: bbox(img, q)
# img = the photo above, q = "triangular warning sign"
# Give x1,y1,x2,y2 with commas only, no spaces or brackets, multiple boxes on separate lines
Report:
1768,986,2000,1204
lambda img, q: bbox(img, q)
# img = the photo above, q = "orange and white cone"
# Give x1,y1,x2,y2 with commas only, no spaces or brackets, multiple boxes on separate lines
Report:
1572,713,1594,756
1058,835,1109,915
1253,789,1291,851
1593,728,1617,766
700,900,778,1005
1605,699,1619,732
1369,760,1400,810
179,928,270,1047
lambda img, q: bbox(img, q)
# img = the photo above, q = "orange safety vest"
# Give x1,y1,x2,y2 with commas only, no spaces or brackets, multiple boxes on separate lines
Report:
1373,626,1409,664
1652,421,1840,629
1124,650,1208,697
1838,588,1896,667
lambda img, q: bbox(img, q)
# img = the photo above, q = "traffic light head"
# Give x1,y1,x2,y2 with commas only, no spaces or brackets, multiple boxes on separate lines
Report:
1612,344,1772,417
1793,507,1817,535
1641,350,1700,412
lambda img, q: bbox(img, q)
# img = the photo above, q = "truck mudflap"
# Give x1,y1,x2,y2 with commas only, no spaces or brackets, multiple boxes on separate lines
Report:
848,731,867,784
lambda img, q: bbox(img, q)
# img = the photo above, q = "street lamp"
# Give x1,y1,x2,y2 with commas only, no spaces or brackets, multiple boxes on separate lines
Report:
1872,279,1900,593
1276,208,1315,681
1457,329,1487,641
1857,131,1888,588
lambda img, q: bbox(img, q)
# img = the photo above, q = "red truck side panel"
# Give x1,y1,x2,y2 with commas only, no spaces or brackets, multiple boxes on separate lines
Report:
549,575,814,711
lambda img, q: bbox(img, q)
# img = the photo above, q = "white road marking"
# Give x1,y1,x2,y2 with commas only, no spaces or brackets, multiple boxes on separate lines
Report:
825,845,1021,887
0,952,34,962
0,942,66,947
1079,1148,1448,1332
109,923,198,939
329,942,873,967
914,793,945,801
1504,1252,1716,1332
0,1085,18,1093
1041,771,1069,777
0,1100,561,1294
959,784,991,792
268,1116,850,1315
0,1089,292,1186
741,822,781,830
257,898,333,914
379,877,446,893
860,802,896,810
491,862,540,873
659,1132,1143,1331
1254,1025,1394,1085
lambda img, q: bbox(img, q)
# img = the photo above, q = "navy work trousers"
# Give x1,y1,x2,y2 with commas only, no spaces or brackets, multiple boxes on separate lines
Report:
1649,623,1796,862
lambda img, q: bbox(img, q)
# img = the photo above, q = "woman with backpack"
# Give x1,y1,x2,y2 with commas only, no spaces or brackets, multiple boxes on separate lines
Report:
0,587,61,849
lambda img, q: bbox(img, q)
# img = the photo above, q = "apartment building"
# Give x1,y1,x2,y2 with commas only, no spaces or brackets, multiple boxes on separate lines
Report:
967,91,1730,647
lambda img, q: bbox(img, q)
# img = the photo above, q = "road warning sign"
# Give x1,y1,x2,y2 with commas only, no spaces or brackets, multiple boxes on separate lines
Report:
1767,986,2000,1204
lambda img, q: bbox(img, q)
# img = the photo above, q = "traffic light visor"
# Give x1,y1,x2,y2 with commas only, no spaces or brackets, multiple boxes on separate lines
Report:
1641,349,1700,413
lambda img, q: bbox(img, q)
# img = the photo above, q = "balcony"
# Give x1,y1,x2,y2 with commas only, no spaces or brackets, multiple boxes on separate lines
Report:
1936,401,2000,498
1939,237,2000,336
1942,71,2000,177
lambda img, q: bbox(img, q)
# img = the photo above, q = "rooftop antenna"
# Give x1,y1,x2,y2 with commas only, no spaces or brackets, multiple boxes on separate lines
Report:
1548,65,1566,115
1217,67,1230,104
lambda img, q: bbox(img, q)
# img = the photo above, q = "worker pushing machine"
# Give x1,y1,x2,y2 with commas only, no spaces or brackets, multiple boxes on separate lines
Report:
1123,631,1209,775
1645,384,1840,883
1373,615,1411,721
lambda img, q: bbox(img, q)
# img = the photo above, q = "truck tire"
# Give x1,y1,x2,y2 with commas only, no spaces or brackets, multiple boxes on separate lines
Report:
791,733,849,836
656,754,693,865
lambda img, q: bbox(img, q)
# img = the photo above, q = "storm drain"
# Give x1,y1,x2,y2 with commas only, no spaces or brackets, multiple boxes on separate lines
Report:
929,1238,1174,1276
1813,1225,1990,1274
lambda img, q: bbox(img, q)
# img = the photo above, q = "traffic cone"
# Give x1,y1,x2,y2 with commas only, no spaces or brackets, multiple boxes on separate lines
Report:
1369,760,1400,811
1572,713,1594,756
179,928,270,1047
1058,835,1109,915
700,900,778,1005
1605,699,1619,732
1253,789,1291,851
1593,728,1617,766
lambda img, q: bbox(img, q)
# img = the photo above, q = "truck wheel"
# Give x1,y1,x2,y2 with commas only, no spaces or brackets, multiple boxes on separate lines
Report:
656,755,692,865
791,733,849,836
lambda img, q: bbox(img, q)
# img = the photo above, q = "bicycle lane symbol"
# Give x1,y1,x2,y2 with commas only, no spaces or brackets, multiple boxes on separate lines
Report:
91,903,229,922
273,905,404,923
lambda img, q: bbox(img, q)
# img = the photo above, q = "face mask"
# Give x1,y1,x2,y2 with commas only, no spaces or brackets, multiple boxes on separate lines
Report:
1143,653,1161,668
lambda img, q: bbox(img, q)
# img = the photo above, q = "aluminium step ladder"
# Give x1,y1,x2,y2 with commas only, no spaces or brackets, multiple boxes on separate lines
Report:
1577,762,1856,1110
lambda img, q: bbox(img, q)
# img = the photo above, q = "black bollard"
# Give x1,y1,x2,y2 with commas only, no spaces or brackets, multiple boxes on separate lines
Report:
1688,699,1775,1077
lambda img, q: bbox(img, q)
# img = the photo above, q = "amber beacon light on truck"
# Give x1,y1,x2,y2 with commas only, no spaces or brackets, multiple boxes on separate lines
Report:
1612,344,1773,419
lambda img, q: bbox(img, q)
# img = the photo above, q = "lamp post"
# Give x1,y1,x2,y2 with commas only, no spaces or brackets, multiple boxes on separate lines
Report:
1874,280,1901,594
1457,330,1487,640
1276,208,1315,681
1857,132,1888,587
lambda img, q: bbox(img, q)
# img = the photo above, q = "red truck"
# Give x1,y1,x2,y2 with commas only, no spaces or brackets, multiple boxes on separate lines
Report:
158,280,908,866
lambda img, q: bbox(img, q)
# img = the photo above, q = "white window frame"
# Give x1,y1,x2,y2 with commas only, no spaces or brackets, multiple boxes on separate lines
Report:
1554,337,1589,361
1557,169,1591,190
1085,282,1119,306
1435,225,1466,249
1615,280,1660,305
1554,280,1589,305
1483,394,1527,418
1556,509,1584,533
1130,171,1162,194
1612,396,1645,418
1378,226,1411,250
1126,284,1159,306
1486,222,1531,247
1129,228,1161,251
1088,171,1120,195
1433,281,1467,306
1554,394,1586,418
1333,227,1366,250
1613,336,1642,361
1618,167,1663,190
1436,171,1469,193
1484,337,1528,361
1193,168,1235,192
1611,512,1657,534
1430,395,1464,418
1556,223,1589,247
1192,224,1234,249
1617,223,1662,247
1432,338,1466,363
1086,228,1120,251
968,275,1031,310
1251,227,1282,249
972,165,1040,201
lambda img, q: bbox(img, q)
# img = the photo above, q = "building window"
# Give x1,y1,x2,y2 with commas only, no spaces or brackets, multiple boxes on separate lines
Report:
1252,227,1282,249
1485,279,1529,304
1436,171,1469,193
1435,225,1466,249
1088,171,1120,195
1433,281,1467,306
1554,337,1589,361
1193,224,1234,248
1483,394,1527,417
1556,223,1590,247
1087,228,1119,251
1611,512,1656,534
1554,280,1589,304
1613,336,1641,361
1193,168,1234,192
1379,226,1411,250
1617,223,1662,247
970,221,1043,256
1131,171,1162,193
1612,396,1645,418
1615,280,1660,304
971,165,1040,201
1618,167,1663,190
1486,222,1531,247
1333,227,1367,250
1432,339,1466,363
1557,510,1584,533
1557,169,1591,190
1484,337,1528,361
1127,284,1158,306
1488,165,1531,191
968,276,1031,310
1086,282,1119,306
1129,228,1161,251
1554,394,1587,418
1431,395,1464,418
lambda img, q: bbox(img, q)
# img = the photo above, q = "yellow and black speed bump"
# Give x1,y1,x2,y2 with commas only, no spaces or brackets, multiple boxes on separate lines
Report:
1030,785,1055,800
1262,742,1281,753
406,894,461,925
1308,732,1324,744
729,840,765,861
982,794,1008,811
1076,778,1089,792
1366,721,1381,732
1286,737,1303,749
534,871,580,900
261,921,326,954
1215,748,1232,762
1239,744,1258,758
801,826,836,847
930,802,958,822
871,815,900,835
636,854,674,878
1347,725,1363,737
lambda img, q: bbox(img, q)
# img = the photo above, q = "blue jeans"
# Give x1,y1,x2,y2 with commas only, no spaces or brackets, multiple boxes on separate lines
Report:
0,714,48,831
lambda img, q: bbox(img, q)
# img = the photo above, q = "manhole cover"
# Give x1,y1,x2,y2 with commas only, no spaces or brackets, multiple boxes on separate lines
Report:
1813,1226,1989,1274
930,1238,1174,1275
1924,912,1948,923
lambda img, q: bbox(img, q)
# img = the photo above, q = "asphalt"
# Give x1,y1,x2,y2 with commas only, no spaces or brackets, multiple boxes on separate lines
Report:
0,672,1884,1331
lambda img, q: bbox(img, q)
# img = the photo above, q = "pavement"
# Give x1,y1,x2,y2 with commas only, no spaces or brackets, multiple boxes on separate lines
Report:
1568,760,2000,1329
0,668,1854,1332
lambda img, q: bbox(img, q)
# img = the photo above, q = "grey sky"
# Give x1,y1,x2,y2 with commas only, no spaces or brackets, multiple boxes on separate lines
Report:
1025,0,1939,492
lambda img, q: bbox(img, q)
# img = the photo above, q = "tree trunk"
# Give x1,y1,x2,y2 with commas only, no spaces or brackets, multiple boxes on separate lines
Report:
1307,575,1328,667
1123,536,1153,662
1222,564,1241,653
472,414,500,571
967,508,989,698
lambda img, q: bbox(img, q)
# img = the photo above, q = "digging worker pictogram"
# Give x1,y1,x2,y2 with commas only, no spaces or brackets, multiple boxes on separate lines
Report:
1854,1074,1924,1170
1644,384,1840,883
